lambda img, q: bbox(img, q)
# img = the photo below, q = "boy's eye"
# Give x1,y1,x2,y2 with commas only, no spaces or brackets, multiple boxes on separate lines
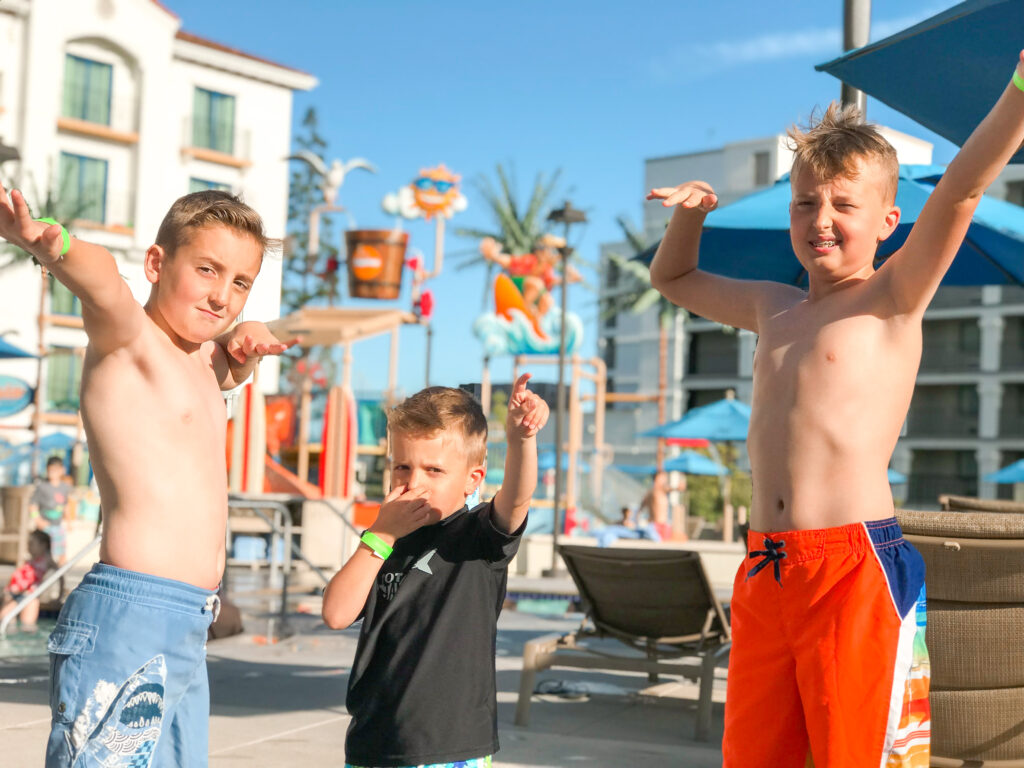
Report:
234,280,250,290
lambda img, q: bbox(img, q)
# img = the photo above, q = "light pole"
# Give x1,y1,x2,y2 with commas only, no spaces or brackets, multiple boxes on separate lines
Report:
546,201,586,576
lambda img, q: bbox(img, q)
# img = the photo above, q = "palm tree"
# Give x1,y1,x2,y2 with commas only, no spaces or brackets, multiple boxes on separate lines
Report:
602,215,684,470
454,164,564,309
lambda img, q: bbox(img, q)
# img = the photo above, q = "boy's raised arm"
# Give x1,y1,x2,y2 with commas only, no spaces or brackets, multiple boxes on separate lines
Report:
492,373,548,534
0,184,141,353
647,182,800,333
888,52,1024,315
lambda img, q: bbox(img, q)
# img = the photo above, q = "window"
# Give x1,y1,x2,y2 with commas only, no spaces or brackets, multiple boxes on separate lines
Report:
959,320,980,353
46,347,83,412
59,153,107,223
189,178,232,193
192,88,235,154
62,54,112,125
754,151,771,186
50,278,81,317
1006,180,1024,207
957,385,979,416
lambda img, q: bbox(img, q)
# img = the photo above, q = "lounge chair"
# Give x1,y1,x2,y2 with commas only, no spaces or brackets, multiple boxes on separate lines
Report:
514,544,730,741
938,494,1024,514
897,509,1024,766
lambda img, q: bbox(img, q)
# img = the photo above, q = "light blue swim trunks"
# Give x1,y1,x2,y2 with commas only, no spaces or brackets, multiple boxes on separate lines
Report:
346,757,492,768
45,563,219,767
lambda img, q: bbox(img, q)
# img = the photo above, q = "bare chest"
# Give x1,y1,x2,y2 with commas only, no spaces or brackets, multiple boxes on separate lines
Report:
83,342,225,438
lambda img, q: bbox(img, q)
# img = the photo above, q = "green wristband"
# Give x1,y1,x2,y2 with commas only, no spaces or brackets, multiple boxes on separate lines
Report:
1013,71,1024,94
35,217,71,258
360,530,393,560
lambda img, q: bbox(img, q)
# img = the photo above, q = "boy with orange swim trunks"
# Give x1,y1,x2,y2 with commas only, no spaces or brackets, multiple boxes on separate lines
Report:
647,55,1024,766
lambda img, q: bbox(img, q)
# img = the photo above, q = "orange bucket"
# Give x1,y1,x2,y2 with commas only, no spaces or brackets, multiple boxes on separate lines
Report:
345,230,408,300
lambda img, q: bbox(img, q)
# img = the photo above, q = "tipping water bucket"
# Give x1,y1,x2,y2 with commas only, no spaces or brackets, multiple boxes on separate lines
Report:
345,229,409,300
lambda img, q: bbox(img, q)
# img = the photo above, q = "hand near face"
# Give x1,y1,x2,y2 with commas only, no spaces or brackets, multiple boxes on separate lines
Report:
507,372,549,440
372,483,439,540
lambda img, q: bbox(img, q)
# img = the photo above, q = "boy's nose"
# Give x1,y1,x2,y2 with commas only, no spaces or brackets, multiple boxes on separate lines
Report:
210,281,230,308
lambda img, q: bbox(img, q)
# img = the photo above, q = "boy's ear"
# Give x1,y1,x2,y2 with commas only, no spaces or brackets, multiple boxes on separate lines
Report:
877,205,901,243
464,463,486,495
143,244,167,285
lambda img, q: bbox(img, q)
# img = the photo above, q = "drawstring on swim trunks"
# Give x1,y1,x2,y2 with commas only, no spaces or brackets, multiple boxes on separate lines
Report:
747,538,787,586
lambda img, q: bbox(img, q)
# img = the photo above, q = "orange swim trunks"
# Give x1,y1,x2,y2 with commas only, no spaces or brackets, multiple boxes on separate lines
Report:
723,517,930,767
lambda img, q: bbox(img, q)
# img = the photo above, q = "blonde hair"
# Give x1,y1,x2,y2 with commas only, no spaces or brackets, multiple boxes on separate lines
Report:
155,190,279,256
787,102,899,202
388,387,488,465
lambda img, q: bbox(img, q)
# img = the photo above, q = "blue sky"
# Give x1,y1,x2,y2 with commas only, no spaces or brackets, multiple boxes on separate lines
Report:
166,0,960,396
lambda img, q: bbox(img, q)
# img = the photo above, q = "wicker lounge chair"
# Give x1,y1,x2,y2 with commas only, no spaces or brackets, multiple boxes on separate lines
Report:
514,545,731,741
897,509,1024,766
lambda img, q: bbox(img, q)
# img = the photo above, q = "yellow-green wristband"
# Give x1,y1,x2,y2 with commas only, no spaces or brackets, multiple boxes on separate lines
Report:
35,217,70,257
360,530,393,560
1013,71,1024,94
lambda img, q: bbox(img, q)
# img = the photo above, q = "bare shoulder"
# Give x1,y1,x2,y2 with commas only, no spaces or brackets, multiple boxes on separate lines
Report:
757,282,807,323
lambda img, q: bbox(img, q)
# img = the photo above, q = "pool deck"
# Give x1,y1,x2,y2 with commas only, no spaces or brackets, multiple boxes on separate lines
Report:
0,566,727,767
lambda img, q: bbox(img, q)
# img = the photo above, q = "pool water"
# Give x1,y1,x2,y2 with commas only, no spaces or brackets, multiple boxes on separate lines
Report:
0,618,56,659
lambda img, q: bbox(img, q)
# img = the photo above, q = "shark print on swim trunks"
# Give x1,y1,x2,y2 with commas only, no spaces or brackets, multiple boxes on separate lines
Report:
71,654,166,767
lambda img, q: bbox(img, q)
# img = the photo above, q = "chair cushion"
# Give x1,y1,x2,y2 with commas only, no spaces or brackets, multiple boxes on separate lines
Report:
929,602,1024,689
932,687,1024,761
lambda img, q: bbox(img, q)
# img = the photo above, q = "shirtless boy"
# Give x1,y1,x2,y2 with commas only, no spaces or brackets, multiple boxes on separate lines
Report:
647,54,1024,767
0,187,292,767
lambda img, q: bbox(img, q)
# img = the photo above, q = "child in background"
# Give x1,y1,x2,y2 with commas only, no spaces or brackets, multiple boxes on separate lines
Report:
29,456,74,563
1,530,60,630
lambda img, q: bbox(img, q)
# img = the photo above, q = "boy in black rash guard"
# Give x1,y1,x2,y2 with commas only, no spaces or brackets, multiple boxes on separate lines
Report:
323,374,549,768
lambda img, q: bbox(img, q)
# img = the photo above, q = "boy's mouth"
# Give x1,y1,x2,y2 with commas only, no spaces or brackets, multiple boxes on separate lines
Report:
811,238,840,251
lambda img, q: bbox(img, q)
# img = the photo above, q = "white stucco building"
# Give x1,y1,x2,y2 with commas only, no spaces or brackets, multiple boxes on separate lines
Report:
0,0,316,474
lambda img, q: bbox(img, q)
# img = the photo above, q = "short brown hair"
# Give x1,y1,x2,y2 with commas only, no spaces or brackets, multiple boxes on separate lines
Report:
155,190,278,256
788,102,899,202
388,387,488,465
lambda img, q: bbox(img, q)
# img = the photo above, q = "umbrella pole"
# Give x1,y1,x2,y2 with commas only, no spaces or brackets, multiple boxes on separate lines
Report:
841,0,871,116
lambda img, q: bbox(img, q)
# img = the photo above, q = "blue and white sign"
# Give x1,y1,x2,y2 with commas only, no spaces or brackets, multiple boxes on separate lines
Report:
0,375,34,418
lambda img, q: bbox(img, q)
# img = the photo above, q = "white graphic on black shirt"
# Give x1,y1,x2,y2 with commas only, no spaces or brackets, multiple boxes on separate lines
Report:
413,549,436,575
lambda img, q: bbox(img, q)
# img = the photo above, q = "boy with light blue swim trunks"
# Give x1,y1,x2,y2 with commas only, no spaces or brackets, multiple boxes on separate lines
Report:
323,378,548,768
0,186,295,766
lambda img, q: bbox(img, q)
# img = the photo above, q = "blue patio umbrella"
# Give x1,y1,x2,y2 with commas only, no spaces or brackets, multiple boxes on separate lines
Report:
664,451,728,476
612,463,658,476
613,451,728,477
887,468,908,484
984,459,1024,483
636,165,1024,287
816,0,1024,164
538,450,591,473
639,398,751,442
0,338,35,358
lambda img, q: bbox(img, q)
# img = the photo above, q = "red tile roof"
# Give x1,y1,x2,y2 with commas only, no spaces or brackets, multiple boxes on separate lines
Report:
174,29,312,77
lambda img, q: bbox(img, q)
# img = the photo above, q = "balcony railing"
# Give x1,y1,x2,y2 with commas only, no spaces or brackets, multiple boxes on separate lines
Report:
906,473,978,507
919,344,979,373
905,407,978,438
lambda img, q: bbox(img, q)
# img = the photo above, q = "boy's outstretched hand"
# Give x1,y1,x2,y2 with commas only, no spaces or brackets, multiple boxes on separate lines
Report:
0,183,67,264
647,181,718,212
506,372,549,440
224,321,299,364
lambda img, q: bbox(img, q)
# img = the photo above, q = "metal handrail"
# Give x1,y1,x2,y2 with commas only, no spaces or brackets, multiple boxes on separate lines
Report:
0,533,101,638
227,496,339,640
